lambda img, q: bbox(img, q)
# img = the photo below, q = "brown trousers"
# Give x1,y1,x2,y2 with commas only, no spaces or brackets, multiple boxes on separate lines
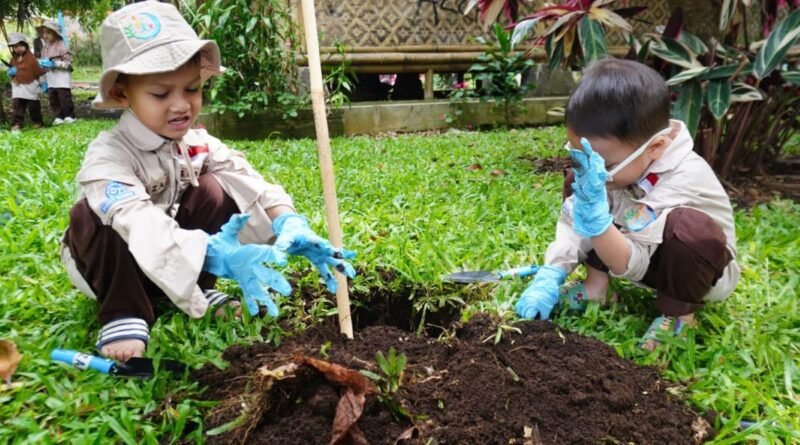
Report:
562,170,731,316
48,87,74,119
11,98,43,127
63,175,240,326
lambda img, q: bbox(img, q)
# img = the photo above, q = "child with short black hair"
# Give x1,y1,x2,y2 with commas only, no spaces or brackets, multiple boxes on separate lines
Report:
515,58,740,349
37,19,75,125
61,1,355,361
6,33,46,131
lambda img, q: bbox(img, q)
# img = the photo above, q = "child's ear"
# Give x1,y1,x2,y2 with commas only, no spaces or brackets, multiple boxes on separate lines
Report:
646,135,669,160
108,83,129,108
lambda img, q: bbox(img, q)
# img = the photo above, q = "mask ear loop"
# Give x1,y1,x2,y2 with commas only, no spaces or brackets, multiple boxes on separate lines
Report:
606,127,672,182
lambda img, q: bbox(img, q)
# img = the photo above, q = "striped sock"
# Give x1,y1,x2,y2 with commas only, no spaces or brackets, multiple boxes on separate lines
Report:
96,317,149,350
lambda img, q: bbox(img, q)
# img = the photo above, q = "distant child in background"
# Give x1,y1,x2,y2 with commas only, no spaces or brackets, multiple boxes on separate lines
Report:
37,20,75,125
33,27,44,58
515,59,740,350
6,33,46,131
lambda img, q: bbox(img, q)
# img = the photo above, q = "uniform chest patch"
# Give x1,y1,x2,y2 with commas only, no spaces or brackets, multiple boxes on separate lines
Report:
623,204,657,232
100,181,136,213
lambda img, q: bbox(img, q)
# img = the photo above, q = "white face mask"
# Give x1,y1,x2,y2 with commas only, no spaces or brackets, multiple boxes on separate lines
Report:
564,127,672,183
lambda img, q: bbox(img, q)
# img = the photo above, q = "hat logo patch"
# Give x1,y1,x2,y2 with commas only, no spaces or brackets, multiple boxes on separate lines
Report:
120,12,161,41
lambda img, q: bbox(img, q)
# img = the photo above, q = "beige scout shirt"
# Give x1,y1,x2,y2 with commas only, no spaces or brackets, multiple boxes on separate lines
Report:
61,111,294,317
544,120,740,302
40,40,72,89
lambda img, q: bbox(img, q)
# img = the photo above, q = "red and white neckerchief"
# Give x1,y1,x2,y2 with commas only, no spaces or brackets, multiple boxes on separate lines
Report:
627,172,659,199
638,173,659,195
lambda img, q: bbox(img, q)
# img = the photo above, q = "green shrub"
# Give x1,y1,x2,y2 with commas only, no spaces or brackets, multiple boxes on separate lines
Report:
180,0,303,118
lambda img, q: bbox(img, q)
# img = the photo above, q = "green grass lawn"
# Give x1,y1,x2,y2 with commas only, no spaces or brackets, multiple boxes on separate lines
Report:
0,120,798,444
71,66,102,83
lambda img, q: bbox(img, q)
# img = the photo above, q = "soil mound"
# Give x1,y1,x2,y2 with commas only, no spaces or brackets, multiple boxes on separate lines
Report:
191,315,712,444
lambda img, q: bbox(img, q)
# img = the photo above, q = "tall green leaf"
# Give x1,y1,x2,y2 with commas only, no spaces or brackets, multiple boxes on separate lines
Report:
719,0,737,31
730,82,763,102
648,35,702,69
782,71,800,85
666,67,710,86
671,80,703,137
679,31,709,55
545,34,564,71
511,17,541,47
706,79,732,120
578,15,607,64
754,8,800,79
701,63,753,80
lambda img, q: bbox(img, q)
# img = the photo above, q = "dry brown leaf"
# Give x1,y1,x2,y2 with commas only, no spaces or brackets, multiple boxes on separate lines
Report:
0,339,22,386
467,163,483,171
490,169,507,177
295,355,375,445
257,362,298,379
393,426,418,444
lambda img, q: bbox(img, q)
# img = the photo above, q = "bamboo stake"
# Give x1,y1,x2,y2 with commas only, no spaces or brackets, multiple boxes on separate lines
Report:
299,0,353,339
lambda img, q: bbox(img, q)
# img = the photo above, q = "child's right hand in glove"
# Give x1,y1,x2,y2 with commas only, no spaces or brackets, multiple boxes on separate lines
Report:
514,265,567,320
203,214,291,317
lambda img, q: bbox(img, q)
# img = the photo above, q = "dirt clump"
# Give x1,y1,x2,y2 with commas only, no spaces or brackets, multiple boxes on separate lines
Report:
190,315,712,444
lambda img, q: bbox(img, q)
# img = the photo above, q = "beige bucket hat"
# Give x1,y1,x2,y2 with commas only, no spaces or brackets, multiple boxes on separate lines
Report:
92,0,221,110
37,20,63,39
8,33,28,46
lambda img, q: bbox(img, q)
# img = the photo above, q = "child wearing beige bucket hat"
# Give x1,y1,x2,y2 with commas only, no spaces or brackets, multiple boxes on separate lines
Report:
60,1,356,362
5,32,46,131
37,19,75,124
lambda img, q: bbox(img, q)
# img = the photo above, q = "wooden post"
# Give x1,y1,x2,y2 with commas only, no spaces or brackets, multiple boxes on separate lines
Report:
299,0,354,339
424,69,434,100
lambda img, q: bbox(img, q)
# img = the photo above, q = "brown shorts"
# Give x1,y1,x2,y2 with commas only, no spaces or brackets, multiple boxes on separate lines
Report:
63,174,240,325
563,170,731,316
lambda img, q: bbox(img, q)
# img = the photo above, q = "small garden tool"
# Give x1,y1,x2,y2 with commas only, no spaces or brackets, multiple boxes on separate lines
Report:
444,264,540,284
51,349,186,379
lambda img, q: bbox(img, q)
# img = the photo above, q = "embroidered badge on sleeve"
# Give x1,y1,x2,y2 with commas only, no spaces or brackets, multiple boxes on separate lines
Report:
623,204,658,232
100,181,136,213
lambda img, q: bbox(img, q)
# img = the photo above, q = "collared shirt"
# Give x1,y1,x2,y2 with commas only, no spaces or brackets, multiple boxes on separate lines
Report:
62,111,294,317
40,40,72,88
545,120,740,302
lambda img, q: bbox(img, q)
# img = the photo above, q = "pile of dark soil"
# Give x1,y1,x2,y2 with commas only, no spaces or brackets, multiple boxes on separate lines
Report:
191,315,712,445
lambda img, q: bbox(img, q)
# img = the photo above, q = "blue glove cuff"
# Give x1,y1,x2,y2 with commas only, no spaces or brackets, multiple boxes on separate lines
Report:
574,213,614,238
532,265,567,287
271,212,308,235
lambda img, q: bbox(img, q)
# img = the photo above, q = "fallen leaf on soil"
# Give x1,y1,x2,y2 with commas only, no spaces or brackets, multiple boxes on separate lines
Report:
490,169,507,177
0,339,22,387
466,163,483,171
294,355,376,445
692,416,712,444
393,426,418,444
257,362,298,379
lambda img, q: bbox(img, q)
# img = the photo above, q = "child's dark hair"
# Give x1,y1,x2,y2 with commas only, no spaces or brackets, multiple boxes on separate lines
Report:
565,58,669,146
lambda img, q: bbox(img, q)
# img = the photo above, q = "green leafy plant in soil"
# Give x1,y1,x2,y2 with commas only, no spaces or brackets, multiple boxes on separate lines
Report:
360,348,410,420
0,120,798,443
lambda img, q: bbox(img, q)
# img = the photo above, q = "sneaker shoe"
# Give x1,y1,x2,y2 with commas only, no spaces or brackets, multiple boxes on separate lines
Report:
63,117,76,124
52,118,64,126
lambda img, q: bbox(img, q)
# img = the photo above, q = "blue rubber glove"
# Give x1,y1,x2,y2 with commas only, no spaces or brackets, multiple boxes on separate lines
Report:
7,67,16,77
515,265,567,320
272,213,356,293
568,138,613,238
40,81,48,93
38,58,55,69
204,214,291,317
